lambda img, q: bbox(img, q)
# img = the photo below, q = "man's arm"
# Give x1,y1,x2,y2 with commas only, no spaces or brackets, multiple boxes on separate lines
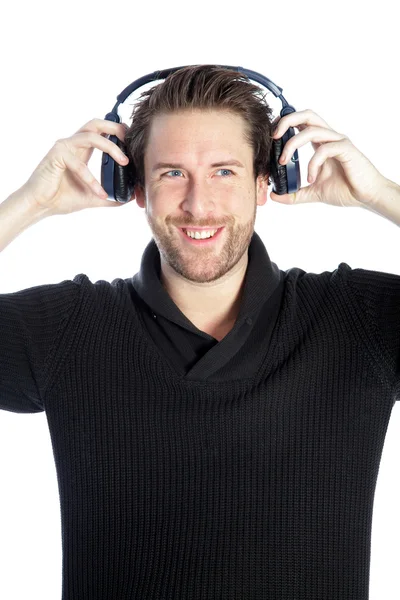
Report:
0,187,51,253
364,178,400,227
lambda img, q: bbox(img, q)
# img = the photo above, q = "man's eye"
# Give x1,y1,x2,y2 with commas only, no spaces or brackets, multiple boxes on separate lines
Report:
164,170,183,177
163,169,233,177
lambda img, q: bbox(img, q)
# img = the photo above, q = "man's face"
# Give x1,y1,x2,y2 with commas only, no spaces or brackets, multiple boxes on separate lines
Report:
134,109,268,284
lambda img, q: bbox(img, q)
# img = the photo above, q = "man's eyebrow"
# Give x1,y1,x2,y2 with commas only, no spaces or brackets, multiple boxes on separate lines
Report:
152,160,245,173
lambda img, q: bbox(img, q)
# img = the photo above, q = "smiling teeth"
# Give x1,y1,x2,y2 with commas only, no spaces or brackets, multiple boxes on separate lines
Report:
184,229,218,239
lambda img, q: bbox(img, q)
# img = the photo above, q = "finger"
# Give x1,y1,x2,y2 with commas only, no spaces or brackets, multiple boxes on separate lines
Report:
270,186,316,205
271,116,281,129
273,109,333,139
76,118,127,143
270,190,300,204
59,148,110,199
70,131,129,166
307,146,326,184
278,127,346,164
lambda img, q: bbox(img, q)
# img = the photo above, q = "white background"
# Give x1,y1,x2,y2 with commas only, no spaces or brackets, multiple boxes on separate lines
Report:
0,1,399,598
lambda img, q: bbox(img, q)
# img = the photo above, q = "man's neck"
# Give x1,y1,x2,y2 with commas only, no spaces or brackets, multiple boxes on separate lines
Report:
160,253,248,336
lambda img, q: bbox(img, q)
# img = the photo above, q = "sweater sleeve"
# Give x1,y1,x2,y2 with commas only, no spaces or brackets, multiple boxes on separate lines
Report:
341,263,400,401
0,277,81,413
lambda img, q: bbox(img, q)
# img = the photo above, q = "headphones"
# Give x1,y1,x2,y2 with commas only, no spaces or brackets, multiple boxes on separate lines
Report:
101,64,301,203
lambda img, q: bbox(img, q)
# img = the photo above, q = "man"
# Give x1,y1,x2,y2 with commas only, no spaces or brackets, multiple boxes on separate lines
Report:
0,65,399,599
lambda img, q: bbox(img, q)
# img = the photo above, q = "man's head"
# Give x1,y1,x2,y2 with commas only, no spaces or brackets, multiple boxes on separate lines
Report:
124,65,275,284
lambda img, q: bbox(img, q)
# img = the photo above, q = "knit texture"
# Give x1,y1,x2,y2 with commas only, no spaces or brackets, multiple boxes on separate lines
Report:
1,237,399,599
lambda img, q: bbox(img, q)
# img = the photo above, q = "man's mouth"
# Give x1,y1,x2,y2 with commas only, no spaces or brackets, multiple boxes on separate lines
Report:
178,226,225,245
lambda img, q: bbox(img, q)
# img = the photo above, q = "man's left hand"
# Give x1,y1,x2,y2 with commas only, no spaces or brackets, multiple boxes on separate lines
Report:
271,109,387,208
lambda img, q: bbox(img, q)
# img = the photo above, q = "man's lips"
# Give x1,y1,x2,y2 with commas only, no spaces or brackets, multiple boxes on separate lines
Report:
178,226,225,230
177,226,225,244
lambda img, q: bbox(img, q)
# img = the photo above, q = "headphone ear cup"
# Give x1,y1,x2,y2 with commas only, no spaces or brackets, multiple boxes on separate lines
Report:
113,138,136,203
270,138,288,195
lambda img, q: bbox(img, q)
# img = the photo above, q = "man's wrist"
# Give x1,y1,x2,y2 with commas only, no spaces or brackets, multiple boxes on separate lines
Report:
365,177,400,227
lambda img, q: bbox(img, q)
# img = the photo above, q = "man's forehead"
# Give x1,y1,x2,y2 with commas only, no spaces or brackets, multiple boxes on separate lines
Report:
149,110,245,137
145,112,250,169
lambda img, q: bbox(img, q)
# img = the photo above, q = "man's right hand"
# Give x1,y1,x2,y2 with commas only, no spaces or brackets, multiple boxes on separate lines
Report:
22,118,132,216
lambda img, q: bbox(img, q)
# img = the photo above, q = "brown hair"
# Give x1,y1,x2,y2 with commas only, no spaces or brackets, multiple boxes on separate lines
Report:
124,64,276,193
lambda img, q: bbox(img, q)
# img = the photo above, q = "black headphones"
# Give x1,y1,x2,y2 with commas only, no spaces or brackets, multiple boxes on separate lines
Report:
101,64,301,203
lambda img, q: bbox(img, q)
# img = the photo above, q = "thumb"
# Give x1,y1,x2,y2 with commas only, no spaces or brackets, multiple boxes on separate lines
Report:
270,185,316,205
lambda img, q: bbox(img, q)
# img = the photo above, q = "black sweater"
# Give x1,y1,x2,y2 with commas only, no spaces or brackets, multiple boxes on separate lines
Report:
1,231,399,599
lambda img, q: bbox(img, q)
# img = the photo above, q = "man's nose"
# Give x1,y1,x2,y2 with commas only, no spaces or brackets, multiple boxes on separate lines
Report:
181,178,216,215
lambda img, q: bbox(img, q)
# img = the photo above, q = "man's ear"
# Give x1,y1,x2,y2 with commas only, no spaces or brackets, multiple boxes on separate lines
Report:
133,185,145,208
256,175,269,207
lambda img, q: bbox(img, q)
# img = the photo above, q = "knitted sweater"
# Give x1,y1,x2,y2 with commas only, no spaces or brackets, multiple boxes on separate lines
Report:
1,230,399,599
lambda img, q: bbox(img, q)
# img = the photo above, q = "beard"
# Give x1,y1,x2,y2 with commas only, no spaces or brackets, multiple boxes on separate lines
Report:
145,201,257,285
